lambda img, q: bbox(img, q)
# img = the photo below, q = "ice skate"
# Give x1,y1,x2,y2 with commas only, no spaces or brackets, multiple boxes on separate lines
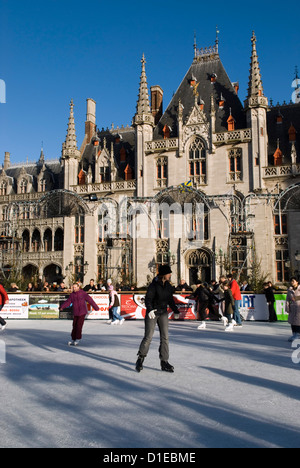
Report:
221,316,228,327
68,340,79,346
135,356,144,373
197,321,206,330
111,320,120,325
161,361,174,373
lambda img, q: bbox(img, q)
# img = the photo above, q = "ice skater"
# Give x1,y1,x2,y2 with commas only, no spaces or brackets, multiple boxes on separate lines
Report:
222,281,235,332
136,265,180,373
60,283,99,346
108,284,124,325
286,277,300,342
227,274,243,327
0,283,9,331
192,282,223,330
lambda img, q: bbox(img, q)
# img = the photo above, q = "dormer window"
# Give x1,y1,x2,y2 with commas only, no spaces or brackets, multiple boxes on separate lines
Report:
210,73,217,83
99,166,110,183
20,179,28,194
120,146,126,162
0,182,7,196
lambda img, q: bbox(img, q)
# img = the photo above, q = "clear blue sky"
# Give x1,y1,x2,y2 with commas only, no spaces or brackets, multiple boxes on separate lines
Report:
0,0,299,164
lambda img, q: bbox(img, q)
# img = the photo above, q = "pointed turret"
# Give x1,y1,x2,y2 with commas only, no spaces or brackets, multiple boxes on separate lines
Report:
134,54,154,197
62,99,80,159
245,32,268,190
61,99,80,189
134,54,154,126
245,32,268,109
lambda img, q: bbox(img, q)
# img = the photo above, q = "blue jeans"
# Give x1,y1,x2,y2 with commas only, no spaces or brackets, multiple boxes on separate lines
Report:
233,300,242,324
111,306,122,322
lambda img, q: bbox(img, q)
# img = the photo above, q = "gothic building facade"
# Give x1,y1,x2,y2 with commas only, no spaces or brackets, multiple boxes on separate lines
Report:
0,32,299,287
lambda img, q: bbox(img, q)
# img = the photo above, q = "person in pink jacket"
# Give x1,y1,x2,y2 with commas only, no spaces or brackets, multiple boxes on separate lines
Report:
60,283,99,346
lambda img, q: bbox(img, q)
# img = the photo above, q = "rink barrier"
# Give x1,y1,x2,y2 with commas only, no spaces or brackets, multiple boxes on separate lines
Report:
1,291,288,321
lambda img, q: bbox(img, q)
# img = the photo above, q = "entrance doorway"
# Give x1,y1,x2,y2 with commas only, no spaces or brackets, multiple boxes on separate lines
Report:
187,249,212,285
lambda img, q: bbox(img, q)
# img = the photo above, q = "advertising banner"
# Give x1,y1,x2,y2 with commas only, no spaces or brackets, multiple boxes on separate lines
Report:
29,294,61,319
1,294,29,319
119,294,196,320
240,294,269,321
86,294,110,320
1,292,289,321
274,294,288,321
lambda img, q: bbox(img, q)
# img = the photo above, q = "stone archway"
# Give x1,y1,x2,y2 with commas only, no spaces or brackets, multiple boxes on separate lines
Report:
43,264,63,285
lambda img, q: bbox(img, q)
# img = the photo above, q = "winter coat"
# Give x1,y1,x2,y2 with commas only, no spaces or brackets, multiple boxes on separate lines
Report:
224,289,235,315
286,286,300,326
264,287,275,304
0,284,8,307
230,279,242,301
60,289,99,316
145,277,180,316
194,285,210,303
109,290,120,308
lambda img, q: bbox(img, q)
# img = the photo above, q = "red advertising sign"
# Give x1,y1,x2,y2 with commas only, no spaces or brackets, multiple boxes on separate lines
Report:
120,294,196,320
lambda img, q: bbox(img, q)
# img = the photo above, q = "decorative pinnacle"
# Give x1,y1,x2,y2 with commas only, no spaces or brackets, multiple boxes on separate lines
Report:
136,54,151,115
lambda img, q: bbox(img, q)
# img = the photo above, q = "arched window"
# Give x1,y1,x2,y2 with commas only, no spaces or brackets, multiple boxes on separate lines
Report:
189,138,206,185
43,229,52,252
228,148,243,182
22,230,30,252
54,228,64,251
75,210,84,244
32,229,41,252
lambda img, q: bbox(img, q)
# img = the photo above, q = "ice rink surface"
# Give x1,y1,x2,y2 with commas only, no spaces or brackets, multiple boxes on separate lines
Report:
0,319,299,448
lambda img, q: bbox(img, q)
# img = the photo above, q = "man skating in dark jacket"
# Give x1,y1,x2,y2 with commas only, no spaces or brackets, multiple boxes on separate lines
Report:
136,265,180,373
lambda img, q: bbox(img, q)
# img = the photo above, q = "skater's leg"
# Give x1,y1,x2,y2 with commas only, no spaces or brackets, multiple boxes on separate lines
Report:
138,314,157,358
157,313,169,362
71,315,85,341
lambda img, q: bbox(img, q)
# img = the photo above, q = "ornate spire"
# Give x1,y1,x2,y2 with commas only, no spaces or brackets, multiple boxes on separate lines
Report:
62,99,80,159
134,54,154,126
245,32,268,109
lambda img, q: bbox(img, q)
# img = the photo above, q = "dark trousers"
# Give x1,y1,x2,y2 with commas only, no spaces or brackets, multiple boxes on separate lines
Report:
268,303,277,322
0,305,6,326
198,302,220,321
138,313,169,362
292,325,300,334
71,315,86,340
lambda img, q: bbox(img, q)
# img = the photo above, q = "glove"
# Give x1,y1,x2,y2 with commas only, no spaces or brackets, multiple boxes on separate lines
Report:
148,310,157,319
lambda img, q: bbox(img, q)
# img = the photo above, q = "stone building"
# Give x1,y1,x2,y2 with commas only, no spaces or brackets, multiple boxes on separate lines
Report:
0,32,299,287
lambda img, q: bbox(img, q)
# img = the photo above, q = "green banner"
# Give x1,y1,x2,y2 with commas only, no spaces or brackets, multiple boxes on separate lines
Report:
274,294,288,321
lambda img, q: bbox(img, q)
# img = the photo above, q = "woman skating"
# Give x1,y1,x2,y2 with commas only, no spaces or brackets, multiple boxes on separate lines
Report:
286,277,300,342
136,265,180,373
60,283,99,346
